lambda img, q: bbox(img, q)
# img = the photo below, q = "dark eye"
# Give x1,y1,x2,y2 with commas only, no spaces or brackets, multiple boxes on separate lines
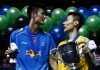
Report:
41,11,45,15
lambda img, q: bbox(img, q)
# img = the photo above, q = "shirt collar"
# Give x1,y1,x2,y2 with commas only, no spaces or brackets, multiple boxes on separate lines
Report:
72,33,80,42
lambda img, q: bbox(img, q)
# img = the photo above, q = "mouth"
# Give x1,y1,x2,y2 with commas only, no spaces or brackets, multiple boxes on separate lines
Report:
42,19,44,22
43,17,45,21
64,26,66,29
40,20,44,25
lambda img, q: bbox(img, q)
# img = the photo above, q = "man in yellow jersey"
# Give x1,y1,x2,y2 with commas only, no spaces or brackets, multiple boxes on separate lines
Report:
58,12,92,70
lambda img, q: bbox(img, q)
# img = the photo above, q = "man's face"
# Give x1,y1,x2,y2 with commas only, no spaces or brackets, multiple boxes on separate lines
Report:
34,8,45,24
64,15,74,32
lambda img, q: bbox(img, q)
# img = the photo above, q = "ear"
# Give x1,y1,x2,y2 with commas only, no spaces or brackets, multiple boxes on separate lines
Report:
74,21,79,26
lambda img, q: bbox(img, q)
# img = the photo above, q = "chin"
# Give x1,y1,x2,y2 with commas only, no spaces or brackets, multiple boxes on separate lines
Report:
40,23,44,25
64,29,69,32
64,30,67,32
64,29,67,32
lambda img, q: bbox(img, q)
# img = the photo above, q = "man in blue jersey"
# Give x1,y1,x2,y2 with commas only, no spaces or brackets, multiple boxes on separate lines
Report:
6,3,57,70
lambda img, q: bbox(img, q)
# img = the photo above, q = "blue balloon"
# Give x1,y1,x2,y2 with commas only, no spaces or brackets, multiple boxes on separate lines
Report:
50,26,68,44
0,5,11,16
60,16,66,25
0,10,2,14
76,7,89,20
15,15,28,29
89,5,100,16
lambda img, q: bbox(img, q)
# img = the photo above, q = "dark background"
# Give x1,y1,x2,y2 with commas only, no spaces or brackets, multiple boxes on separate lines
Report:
0,0,100,10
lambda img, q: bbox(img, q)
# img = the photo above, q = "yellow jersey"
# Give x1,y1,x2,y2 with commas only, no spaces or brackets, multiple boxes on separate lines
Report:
58,35,89,70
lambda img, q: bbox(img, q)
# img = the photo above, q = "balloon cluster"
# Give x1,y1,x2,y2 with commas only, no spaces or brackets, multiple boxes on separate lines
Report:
0,5,100,45
0,5,29,49
45,6,100,44
0,5,28,30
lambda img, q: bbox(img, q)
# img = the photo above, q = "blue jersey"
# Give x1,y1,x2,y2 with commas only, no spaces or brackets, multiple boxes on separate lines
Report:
10,25,56,70
10,28,24,43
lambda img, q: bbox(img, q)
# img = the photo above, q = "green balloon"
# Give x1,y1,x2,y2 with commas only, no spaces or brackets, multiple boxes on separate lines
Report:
99,11,100,30
7,7,21,25
0,15,8,30
40,16,53,32
51,8,66,25
21,6,28,17
99,11,100,18
85,15,100,32
66,6,77,15
78,25,89,37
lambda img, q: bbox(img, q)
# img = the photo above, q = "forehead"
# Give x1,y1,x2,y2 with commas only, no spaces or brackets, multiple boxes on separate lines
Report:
67,15,73,19
38,8,45,13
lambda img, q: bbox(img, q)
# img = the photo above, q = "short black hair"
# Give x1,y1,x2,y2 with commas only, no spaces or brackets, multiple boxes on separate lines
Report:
67,12,84,29
27,2,45,18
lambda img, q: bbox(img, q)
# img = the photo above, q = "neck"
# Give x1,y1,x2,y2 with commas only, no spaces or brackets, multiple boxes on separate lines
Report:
69,28,78,40
29,19,39,34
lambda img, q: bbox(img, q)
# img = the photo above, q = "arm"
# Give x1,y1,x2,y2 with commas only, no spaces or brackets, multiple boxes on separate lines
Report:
5,31,17,55
49,56,58,70
49,35,58,70
5,31,19,63
90,46,100,66
82,40,99,65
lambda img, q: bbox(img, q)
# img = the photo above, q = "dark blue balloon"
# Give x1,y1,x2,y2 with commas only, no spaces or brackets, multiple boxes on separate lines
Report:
76,7,89,20
0,5,11,16
50,26,68,44
0,10,2,14
14,15,28,29
45,7,54,16
89,5,100,16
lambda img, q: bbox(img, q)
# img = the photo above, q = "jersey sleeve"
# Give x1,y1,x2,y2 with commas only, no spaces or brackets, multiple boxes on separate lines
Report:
58,40,67,47
10,28,23,50
10,31,16,44
76,36,89,48
10,28,24,44
49,35,57,51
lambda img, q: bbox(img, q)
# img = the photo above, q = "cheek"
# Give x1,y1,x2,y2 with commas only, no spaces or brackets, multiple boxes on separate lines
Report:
35,17,44,24
35,17,41,22
70,24,74,29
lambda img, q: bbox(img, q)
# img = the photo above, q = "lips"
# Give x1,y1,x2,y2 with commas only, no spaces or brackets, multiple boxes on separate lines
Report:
64,25,67,29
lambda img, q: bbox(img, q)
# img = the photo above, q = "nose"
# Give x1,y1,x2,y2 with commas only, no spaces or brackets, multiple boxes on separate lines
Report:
44,15,46,19
63,21,66,25
63,21,67,27
64,23,66,27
